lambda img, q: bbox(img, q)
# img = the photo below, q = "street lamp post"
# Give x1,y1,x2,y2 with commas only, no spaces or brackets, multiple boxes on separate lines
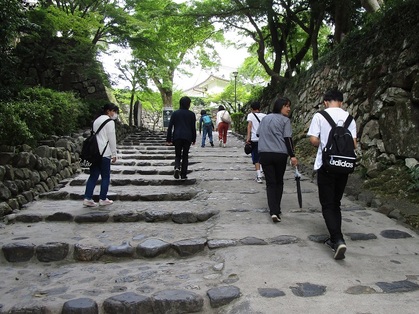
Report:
233,71,238,112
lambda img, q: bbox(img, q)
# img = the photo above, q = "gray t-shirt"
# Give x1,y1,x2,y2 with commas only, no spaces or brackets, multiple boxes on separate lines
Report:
257,113,292,154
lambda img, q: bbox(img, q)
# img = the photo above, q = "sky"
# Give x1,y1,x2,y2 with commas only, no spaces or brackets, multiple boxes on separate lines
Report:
173,41,250,91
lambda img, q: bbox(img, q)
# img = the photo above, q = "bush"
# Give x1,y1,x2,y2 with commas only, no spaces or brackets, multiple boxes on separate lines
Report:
0,87,85,146
231,112,246,135
0,102,34,145
18,87,83,136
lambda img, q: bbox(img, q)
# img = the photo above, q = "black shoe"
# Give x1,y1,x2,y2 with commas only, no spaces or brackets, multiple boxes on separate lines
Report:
324,238,346,260
174,168,180,179
334,240,346,260
210,142,214,147
180,176,188,180
271,215,281,222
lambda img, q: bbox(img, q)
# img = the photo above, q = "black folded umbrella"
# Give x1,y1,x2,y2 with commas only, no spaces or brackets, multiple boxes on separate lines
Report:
295,167,302,208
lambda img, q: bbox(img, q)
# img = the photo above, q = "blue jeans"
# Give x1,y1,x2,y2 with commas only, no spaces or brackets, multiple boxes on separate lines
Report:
84,157,111,200
201,125,213,146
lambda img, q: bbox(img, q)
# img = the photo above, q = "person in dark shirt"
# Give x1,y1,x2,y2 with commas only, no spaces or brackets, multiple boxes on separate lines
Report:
166,96,196,180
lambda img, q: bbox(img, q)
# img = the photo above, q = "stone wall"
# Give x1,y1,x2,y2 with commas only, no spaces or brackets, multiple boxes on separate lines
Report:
0,124,135,218
285,29,419,178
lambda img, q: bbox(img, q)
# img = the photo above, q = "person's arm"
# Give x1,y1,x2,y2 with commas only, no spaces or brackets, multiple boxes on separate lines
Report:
166,115,174,144
198,117,202,133
310,136,320,147
246,120,252,142
106,121,117,162
285,137,298,166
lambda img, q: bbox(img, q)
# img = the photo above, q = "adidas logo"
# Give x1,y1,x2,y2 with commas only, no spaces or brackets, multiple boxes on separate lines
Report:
329,159,354,168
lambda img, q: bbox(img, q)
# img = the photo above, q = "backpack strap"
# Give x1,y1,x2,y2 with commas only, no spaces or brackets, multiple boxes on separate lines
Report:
343,115,354,128
252,112,261,123
318,110,336,128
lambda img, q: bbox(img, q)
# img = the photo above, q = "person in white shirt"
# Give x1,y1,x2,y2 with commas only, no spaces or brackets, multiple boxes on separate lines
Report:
307,89,357,260
246,102,266,183
215,105,231,147
83,103,119,207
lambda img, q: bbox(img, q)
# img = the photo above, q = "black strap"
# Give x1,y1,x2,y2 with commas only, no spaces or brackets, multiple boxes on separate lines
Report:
318,111,335,127
94,118,112,135
93,118,112,156
252,112,261,123
319,111,353,128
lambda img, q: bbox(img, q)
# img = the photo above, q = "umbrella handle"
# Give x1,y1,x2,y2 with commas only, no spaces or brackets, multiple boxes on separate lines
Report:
294,166,301,178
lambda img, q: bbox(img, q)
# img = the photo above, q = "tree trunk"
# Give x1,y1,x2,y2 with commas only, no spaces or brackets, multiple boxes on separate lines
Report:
361,0,383,13
334,0,352,44
129,91,134,126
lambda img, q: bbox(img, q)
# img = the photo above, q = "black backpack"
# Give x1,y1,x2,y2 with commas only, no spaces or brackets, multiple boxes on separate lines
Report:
80,119,112,167
319,111,356,174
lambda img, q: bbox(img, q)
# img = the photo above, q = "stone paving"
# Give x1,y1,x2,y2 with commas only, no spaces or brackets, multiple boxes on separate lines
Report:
1,130,419,313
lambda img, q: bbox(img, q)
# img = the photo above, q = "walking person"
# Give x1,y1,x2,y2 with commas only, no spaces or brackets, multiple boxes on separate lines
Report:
83,103,119,207
246,101,266,183
216,105,231,148
257,97,298,222
166,96,196,180
198,110,214,148
307,89,357,260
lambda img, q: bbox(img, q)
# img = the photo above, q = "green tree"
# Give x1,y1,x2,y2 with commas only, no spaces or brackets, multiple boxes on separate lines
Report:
116,59,149,126
0,0,33,99
124,0,222,107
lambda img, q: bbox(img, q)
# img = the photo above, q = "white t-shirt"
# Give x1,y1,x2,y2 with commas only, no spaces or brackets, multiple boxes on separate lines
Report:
247,112,266,142
307,108,357,170
93,115,117,158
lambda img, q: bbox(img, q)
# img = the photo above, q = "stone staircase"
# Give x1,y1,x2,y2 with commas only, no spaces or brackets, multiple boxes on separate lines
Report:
2,130,419,314
0,130,255,313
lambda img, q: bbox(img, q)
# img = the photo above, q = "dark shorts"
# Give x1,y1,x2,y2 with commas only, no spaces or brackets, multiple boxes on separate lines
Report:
251,141,260,164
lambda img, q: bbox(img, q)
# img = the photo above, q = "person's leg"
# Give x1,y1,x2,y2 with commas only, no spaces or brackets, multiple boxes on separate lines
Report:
222,123,228,144
180,139,191,178
317,167,348,243
273,153,288,214
208,126,214,146
260,153,280,218
173,140,182,169
251,142,262,180
84,163,100,200
99,157,111,200
201,126,207,147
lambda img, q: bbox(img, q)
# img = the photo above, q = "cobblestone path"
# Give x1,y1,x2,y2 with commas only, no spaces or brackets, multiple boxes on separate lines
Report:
1,130,418,313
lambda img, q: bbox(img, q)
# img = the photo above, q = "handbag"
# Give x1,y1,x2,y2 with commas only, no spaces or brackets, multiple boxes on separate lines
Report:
244,142,252,155
221,110,231,124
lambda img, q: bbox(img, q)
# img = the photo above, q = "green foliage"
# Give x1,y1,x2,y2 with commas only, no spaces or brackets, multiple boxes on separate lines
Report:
0,0,31,100
0,87,84,146
408,167,419,192
0,102,34,146
231,112,246,134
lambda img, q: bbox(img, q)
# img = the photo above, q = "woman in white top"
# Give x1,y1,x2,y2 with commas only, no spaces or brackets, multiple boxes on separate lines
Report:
83,103,119,207
215,105,231,147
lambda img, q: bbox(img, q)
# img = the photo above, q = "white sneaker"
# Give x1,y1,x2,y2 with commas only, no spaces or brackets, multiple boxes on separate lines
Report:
99,198,114,206
223,143,226,148
83,199,98,207
256,176,263,183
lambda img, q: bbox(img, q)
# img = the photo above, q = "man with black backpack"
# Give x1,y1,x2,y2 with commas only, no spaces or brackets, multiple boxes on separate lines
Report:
307,90,357,260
